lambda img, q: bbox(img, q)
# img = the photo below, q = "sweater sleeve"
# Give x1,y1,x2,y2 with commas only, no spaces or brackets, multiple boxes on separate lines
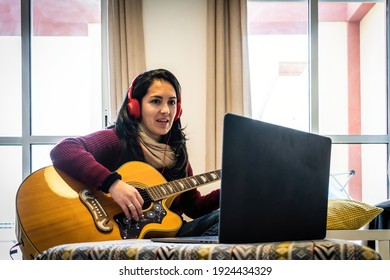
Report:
169,163,221,219
50,128,123,190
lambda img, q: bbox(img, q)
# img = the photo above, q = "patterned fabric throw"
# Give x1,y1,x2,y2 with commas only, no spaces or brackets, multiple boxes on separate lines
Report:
36,239,381,260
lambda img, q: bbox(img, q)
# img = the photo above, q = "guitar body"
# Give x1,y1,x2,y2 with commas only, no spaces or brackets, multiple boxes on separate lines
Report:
15,161,182,259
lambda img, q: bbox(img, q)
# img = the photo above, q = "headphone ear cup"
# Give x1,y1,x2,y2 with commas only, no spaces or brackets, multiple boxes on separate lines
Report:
127,74,142,119
174,100,182,121
127,98,141,119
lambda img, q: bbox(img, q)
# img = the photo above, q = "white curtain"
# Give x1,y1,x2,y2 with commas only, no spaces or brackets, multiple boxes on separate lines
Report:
206,0,251,170
107,0,146,123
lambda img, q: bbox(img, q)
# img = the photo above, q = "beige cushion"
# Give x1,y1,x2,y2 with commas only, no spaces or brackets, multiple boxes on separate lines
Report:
327,198,384,230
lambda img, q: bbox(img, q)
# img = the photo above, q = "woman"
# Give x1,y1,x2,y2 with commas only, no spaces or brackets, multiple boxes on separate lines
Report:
50,68,220,237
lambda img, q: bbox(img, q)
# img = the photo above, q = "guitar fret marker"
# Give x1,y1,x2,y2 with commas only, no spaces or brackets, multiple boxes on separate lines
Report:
160,186,167,195
200,175,207,183
166,184,173,193
190,178,198,185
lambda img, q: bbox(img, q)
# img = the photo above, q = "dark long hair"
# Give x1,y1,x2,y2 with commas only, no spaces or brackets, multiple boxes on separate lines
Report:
115,69,189,180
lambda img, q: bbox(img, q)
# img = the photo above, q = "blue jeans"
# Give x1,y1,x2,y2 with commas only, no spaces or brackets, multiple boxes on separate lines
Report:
176,210,220,237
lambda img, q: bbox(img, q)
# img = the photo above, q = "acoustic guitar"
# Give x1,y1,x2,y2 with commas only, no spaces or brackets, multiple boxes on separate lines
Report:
15,161,221,259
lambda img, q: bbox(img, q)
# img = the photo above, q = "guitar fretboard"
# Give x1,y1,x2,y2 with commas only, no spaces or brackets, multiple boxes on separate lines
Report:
146,170,222,201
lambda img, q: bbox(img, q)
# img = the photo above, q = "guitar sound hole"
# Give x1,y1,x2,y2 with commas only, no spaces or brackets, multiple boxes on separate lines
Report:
138,189,151,210
142,200,151,210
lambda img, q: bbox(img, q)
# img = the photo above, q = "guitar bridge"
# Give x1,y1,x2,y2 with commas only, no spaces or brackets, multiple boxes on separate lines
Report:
114,200,167,239
79,189,113,232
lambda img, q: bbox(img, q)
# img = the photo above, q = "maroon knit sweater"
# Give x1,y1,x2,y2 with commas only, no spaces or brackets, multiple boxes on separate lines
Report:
50,128,220,219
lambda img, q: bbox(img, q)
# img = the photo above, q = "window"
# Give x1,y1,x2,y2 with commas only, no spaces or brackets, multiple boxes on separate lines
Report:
247,0,389,204
31,0,102,136
0,0,103,259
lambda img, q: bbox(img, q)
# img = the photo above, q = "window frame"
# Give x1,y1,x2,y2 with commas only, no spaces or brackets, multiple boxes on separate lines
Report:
0,0,108,179
248,0,390,198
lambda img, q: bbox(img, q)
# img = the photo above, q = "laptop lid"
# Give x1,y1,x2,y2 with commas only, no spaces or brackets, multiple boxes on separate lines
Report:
218,113,331,243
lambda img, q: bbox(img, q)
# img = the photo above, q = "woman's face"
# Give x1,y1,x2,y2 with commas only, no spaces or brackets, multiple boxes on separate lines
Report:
140,79,178,141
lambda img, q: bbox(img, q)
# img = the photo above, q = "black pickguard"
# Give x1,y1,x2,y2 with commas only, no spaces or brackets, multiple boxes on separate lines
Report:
113,200,167,239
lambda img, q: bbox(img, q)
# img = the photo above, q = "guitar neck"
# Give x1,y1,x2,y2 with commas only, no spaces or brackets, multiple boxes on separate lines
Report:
146,169,222,201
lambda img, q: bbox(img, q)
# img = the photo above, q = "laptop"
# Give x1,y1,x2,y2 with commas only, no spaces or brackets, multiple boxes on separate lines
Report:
152,113,332,244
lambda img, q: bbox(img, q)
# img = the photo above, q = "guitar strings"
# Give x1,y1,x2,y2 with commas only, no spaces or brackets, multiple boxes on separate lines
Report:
137,189,153,203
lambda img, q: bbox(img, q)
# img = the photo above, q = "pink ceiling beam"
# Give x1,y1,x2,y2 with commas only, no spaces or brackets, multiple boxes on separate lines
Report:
33,0,100,36
347,3,376,22
0,0,21,36
0,0,100,36
248,3,376,35
248,2,307,23
249,21,307,35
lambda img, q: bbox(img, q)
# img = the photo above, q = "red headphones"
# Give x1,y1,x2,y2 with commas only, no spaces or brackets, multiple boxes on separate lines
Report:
127,74,182,121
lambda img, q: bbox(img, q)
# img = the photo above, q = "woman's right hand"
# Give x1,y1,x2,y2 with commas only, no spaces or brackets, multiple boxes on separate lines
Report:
108,180,144,221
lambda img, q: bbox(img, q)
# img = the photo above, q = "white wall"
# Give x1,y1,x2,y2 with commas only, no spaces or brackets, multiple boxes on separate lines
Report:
143,0,208,176
360,3,387,203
